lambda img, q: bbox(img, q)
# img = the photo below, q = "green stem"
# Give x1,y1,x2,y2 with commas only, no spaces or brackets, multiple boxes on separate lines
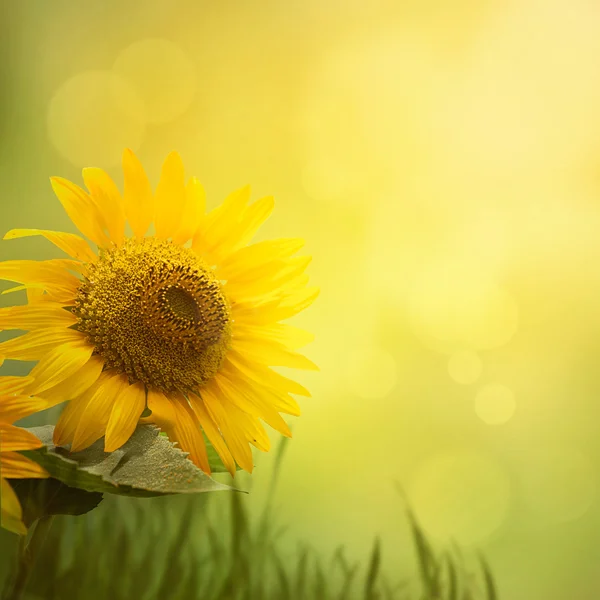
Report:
3,516,54,600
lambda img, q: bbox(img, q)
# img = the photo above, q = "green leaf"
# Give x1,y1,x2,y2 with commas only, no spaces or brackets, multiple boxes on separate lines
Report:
7,478,103,527
202,430,242,473
21,425,235,498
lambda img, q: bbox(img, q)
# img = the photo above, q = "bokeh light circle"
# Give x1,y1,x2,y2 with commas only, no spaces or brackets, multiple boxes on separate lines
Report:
48,71,146,167
475,383,516,425
344,345,397,400
521,448,596,523
114,38,197,124
447,350,483,384
410,451,511,545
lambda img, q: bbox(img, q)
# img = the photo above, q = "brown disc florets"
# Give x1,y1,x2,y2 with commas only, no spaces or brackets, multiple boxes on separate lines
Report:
74,238,231,392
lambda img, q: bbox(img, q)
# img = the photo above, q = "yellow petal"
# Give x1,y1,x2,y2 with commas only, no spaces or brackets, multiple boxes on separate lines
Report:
27,287,46,304
54,395,89,447
223,258,290,285
122,148,154,238
281,273,310,292
232,287,320,325
172,177,206,244
221,403,271,451
0,376,35,396
1,478,27,535
188,392,236,476
50,176,109,246
223,359,302,417
71,373,129,452
275,286,320,318
201,382,254,473
145,390,221,477
193,185,250,257
170,392,211,474
0,395,50,424
27,342,95,395
0,259,80,302
202,195,274,261
234,323,314,350
0,303,78,330
0,423,43,451
154,152,186,239
0,328,86,361
225,256,312,301
0,451,48,479
145,388,176,428
0,284,43,297
83,168,126,245
231,196,275,251
209,375,262,418
3,229,97,262
104,381,146,452
214,363,290,436
227,350,309,398
214,370,287,440
217,238,304,280
39,355,104,408
231,337,318,371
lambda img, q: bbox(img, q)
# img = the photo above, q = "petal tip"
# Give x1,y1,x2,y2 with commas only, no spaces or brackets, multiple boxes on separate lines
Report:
103,439,120,453
123,147,139,161
69,437,89,453
49,176,73,195
164,151,184,168
53,429,67,448
122,148,139,167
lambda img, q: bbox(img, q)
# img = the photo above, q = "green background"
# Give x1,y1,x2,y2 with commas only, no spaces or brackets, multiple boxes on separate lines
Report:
3,1,600,598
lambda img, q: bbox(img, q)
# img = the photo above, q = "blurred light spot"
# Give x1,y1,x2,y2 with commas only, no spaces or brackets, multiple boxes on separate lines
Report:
408,261,519,352
48,71,145,167
114,39,197,124
521,448,596,523
447,351,482,385
474,383,516,425
345,346,397,400
410,452,511,545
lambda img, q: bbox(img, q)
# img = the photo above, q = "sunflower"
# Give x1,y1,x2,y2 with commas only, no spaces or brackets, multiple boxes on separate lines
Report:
0,376,49,535
0,150,317,475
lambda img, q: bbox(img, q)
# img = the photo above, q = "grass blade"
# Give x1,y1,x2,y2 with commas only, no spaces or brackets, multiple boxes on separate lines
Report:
364,537,381,600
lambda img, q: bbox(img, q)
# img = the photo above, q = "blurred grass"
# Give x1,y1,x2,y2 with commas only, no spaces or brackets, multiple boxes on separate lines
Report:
0,442,499,600
0,492,498,600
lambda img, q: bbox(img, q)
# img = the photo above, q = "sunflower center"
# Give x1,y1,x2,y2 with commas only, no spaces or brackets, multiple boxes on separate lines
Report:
163,286,199,322
74,238,231,392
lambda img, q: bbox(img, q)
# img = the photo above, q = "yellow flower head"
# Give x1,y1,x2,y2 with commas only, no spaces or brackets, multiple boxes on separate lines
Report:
0,151,317,475
0,377,48,535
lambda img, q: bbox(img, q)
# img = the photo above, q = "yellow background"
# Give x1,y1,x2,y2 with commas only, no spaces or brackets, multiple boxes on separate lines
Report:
3,1,600,597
